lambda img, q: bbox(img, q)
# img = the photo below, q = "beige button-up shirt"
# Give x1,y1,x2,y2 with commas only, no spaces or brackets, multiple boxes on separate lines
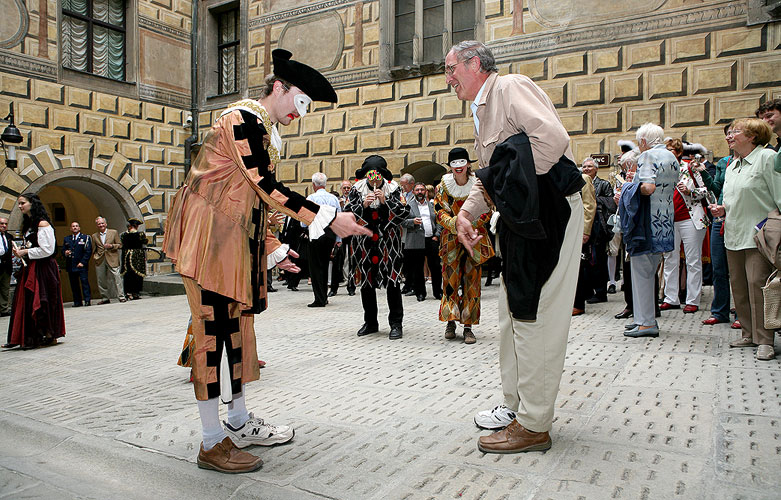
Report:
462,72,573,218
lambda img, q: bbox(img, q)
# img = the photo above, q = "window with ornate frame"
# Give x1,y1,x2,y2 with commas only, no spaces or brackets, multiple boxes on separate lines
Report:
216,6,239,95
62,0,127,81
380,0,483,80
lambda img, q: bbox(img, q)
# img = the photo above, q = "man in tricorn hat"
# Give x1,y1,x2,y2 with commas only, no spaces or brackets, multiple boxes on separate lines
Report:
163,49,370,474
344,154,410,340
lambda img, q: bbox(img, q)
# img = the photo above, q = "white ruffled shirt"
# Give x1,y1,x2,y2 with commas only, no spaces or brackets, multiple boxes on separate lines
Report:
25,225,56,259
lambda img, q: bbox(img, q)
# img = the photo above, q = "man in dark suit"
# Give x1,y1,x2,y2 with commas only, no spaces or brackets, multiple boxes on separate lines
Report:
62,221,93,307
401,182,442,301
0,217,12,317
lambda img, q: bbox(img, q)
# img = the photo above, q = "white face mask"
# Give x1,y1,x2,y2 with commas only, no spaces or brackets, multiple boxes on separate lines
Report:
294,93,312,118
449,158,468,168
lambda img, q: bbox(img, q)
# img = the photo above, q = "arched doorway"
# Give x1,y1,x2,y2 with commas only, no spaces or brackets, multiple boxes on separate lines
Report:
8,168,143,303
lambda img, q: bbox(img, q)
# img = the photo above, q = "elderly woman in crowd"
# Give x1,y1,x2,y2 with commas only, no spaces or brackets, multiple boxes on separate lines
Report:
660,138,709,313
710,118,781,361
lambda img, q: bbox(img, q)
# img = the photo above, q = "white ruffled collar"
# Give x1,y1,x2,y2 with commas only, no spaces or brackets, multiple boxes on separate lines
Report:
441,173,475,199
354,178,400,208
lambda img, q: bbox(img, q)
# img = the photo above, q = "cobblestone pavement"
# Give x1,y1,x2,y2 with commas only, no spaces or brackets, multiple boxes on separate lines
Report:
1,280,779,500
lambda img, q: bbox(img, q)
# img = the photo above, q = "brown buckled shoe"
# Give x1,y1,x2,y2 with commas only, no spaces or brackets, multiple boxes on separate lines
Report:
477,420,552,454
197,437,263,473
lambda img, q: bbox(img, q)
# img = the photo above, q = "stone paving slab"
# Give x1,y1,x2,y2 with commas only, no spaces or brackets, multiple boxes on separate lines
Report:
0,283,780,499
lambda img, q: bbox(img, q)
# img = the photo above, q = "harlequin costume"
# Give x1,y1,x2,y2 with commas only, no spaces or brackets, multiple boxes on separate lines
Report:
344,155,410,339
435,148,494,327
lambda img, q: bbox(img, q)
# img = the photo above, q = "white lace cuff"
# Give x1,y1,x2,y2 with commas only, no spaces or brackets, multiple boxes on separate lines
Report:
267,244,290,269
307,205,336,240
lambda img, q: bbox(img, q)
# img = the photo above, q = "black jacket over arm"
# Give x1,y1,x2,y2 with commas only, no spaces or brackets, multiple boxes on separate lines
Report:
476,132,585,321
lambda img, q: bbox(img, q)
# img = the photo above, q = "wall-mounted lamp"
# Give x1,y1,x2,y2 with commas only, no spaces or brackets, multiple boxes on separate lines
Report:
1,103,24,169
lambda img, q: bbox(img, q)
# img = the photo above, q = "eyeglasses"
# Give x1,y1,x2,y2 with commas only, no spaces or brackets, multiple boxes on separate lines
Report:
444,61,465,76
726,130,743,136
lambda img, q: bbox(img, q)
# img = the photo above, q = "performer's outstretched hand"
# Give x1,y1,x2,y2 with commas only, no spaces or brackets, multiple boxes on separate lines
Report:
456,210,482,257
278,249,301,273
330,212,372,238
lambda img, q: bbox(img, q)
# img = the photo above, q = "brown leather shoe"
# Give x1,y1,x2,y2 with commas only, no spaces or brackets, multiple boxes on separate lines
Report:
463,327,476,344
477,420,552,454
197,437,263,473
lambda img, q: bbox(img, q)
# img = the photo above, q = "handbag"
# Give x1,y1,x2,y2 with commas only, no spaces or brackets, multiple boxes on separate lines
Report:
762,270,781,329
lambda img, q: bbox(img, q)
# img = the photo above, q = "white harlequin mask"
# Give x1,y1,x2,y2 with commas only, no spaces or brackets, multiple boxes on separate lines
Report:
294,93,312,118
449,158,468,168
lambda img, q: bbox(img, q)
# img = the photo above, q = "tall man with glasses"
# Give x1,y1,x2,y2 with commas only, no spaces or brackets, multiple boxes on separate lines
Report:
446,40,585,453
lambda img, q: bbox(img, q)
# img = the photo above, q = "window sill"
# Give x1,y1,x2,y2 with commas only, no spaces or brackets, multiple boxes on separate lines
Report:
61,67,138,100
384,62,444,82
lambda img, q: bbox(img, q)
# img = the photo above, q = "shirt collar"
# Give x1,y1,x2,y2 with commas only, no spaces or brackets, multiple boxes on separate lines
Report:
470,77,490,116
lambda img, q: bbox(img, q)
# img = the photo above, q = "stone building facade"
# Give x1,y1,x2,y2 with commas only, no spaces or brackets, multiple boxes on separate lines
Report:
0,0,779,292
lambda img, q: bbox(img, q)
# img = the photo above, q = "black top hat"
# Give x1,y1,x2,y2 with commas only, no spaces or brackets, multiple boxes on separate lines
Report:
447,147,476,164
355,155,393,181
272,49,337,103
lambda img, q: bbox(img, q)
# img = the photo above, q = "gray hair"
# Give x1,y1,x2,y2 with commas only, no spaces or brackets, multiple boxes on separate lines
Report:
400,173,415,184
619,149,640,168
450,40,498,73
582,157,597,167
635,123,665,147
312,172,328,188
95,216,106,224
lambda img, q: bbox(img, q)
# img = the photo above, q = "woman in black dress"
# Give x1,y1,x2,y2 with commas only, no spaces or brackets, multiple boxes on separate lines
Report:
121,217,147,300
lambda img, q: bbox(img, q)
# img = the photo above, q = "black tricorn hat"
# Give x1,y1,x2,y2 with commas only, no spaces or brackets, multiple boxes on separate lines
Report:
272,49,337,103
355,155,393,181
447,147,476,164
127,217,143,226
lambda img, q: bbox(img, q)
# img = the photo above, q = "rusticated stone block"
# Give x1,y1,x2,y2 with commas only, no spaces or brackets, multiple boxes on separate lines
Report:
131,179,154,203
33,132,64,155
96,93,118,114
82,113,105,136
156,167,174,188
426,74,450,96
280,118,300,138
716,26,766,57
671,99,710,128
649,68,687,99
335,134,357,155
627,104,665,130
19,103,48,128
30,145,61,173
412,99,437,123
438,96,465,119
276,162,296,183
311,136,332,156
313,100,333,112
0,169,27,196
298,159,322,183
689,129,728,158
108,118,131,140
166,108,183,125
349,108,377,130
72,141,94,168
592,108,622,134
105,151,130,179
628,41,665,69
714,93,765,123
166,148,184,166
742,55,781,89
399,79,423,99
130,122,154,142
120,98,142,118
1,74,30,98
144,103,165,122
19,155,44,181
559,111,588,136
144,146,165,164
302,115,324,135
693,62,736,94
147,191,165,212
33,81,64,104
383,154,406,176
572,78,604,107
361,83,395,105
136,165,154,186
426,124,450,146
322,158,344,180
672,34,710,63
609,73,643,103
287,139,309,159
53,109,79,132
67,87,92,109
513,58,548,81
380,103,409,126
570,138,605,166
539,82,567,108
552,53,587,79
398,127,422,149
155,126,174,145
337,88,359,108
326,111,346,133
593,48,622,74
359,131,394,152
120,142,142,161
453,122,474,144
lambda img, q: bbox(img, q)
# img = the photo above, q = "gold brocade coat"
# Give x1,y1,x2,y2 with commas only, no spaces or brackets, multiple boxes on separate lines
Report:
163,104,321,313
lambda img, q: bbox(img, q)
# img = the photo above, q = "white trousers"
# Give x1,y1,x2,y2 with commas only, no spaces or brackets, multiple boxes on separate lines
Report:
96,261,124,300
499,194,583,433
662,219,706,306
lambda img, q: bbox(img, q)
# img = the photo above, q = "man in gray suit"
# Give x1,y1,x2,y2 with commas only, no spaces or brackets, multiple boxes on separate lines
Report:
402,182,442,301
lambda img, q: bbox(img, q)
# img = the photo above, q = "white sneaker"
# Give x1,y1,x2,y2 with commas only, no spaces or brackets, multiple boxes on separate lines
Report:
223,412,295,448
474,404,516,430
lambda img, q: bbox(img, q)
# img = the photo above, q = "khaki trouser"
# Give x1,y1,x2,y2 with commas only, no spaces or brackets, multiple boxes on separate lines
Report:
499,193,583,433
726,248,775,346
96,261,124,300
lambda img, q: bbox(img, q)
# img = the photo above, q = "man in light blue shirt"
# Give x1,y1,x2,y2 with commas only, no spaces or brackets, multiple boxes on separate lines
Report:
303,172,341,307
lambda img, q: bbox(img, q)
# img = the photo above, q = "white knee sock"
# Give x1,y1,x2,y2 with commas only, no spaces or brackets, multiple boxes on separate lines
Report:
227,384,249,429
197,397,227,450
